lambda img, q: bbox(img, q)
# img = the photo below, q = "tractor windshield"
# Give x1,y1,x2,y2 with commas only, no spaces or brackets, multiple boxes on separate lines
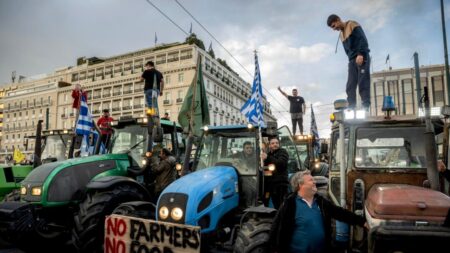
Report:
355,126,427,169
195,131,258,176
41,135,71,161
110,125,146,160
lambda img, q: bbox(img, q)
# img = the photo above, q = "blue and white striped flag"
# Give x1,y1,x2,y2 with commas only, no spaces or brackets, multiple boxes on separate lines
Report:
75,94,93,136
240,53,265,127
310,105,320,155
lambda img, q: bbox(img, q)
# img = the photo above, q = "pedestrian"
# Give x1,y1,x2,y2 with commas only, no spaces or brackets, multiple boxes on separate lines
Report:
97,109,114,149
261,137,289,209
151,148,177,200
269,170,367,253
327,14,371,110
278,87,306,135
71,83,87,110
162,112,170,120
140,61,164,116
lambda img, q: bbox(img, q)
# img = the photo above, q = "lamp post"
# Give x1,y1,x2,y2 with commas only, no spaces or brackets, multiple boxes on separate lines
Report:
441,0,450,104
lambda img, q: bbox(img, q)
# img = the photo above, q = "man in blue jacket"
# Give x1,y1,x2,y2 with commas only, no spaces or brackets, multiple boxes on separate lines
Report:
328,14,371,110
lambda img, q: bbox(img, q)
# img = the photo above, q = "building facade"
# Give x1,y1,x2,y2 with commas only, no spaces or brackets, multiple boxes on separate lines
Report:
363,64,448,117
0,42,275,160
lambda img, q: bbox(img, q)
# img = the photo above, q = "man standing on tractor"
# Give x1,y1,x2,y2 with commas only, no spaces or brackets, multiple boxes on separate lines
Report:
97,109,114,149
140,61,164,116
71,83,87,110
278,87,306,135
261,137,289,209
327,14,371,110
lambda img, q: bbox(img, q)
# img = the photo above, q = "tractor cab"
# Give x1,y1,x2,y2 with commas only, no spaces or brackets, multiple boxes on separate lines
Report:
39,129,77,163
293,134,329,176
328,99,450,252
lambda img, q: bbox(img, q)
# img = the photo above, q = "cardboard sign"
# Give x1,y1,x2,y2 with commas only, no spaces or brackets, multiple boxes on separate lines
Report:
105,214,201,253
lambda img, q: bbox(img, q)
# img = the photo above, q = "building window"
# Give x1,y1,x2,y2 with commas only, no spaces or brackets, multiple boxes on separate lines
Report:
402,79,414,115
166,75,171,84
387,80,400,114
432,75,445,106
374,81,385,116
178,73,184,83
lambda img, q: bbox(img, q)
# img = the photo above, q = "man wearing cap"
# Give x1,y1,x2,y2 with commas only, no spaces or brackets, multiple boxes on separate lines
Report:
97,109,114,149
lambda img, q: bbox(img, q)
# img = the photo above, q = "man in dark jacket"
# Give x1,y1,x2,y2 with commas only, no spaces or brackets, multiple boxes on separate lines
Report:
261,137,289,209
151,148,177,199
327,14,370,110
269,170,367,253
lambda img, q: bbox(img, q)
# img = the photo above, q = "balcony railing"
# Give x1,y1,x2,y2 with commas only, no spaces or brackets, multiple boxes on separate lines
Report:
133,104,143,109
163,100,171,105
122,106,132,110
123,90,133,94
176,98,183,103
113,92,122,96
112,107,120,112
93,95,101,99
92,110,100,114
103,93,111,98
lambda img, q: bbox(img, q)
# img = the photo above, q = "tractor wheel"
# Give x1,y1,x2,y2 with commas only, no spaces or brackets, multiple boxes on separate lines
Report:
234,217,272,253
2,189,20,202
72,184,145,253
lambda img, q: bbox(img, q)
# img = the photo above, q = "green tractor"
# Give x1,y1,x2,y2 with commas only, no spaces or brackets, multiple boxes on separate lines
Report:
293,134,329,177
0,120,85,202
0,117,184,252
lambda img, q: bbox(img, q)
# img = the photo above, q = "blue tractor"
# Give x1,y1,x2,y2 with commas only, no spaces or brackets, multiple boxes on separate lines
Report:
113,123,304,252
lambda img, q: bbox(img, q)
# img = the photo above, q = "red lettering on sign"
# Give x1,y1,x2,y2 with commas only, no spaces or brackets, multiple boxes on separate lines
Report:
105,237,126,253
106,216,128,236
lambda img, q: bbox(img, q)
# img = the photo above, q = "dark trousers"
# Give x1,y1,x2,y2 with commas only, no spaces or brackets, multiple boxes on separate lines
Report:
346,58,371,109
291,117,303,135
264,183,288,209
100,134,111,149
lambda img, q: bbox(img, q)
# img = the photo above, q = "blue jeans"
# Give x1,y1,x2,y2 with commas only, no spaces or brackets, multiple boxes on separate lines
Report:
145,89,159,108
346,58,371,109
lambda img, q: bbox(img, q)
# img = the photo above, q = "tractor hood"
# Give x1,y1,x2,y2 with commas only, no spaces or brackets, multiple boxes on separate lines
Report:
20,153,130,204
157,166,239,233
366,184,450,223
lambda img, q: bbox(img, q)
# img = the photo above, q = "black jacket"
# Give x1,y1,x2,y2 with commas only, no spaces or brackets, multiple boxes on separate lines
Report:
269,192,366,253
264,148,289,184
340,20,370,61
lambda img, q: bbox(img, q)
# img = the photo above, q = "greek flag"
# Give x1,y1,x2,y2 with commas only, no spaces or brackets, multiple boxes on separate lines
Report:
310,105,320,155
75,94,93,136
240,53,265,127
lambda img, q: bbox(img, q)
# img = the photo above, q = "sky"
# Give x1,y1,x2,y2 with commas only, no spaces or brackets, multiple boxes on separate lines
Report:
0,0,449,137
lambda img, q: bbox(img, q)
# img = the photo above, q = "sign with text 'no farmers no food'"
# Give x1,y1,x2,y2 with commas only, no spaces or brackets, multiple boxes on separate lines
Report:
105,214,201,253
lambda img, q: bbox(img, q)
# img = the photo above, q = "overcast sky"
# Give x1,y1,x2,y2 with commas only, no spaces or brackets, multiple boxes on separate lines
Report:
0,0,448,137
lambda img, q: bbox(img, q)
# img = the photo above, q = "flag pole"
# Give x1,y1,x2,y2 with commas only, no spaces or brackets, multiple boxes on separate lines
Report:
181,53,201,176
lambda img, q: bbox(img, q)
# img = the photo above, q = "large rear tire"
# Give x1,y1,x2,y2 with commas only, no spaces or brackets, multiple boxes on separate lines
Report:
234,217,272,253
71,184,145,253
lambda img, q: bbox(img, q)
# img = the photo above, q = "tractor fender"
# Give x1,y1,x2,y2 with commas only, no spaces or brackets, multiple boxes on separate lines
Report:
243,205,278,216
86,176,151,201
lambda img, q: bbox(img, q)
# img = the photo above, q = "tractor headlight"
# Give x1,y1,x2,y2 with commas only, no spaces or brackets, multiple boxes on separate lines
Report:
142,159,147,166
20,186,27,195
159,206,169,220
175,163,182,171
31,186,42,196
314,163,320,169
171,207,183,221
